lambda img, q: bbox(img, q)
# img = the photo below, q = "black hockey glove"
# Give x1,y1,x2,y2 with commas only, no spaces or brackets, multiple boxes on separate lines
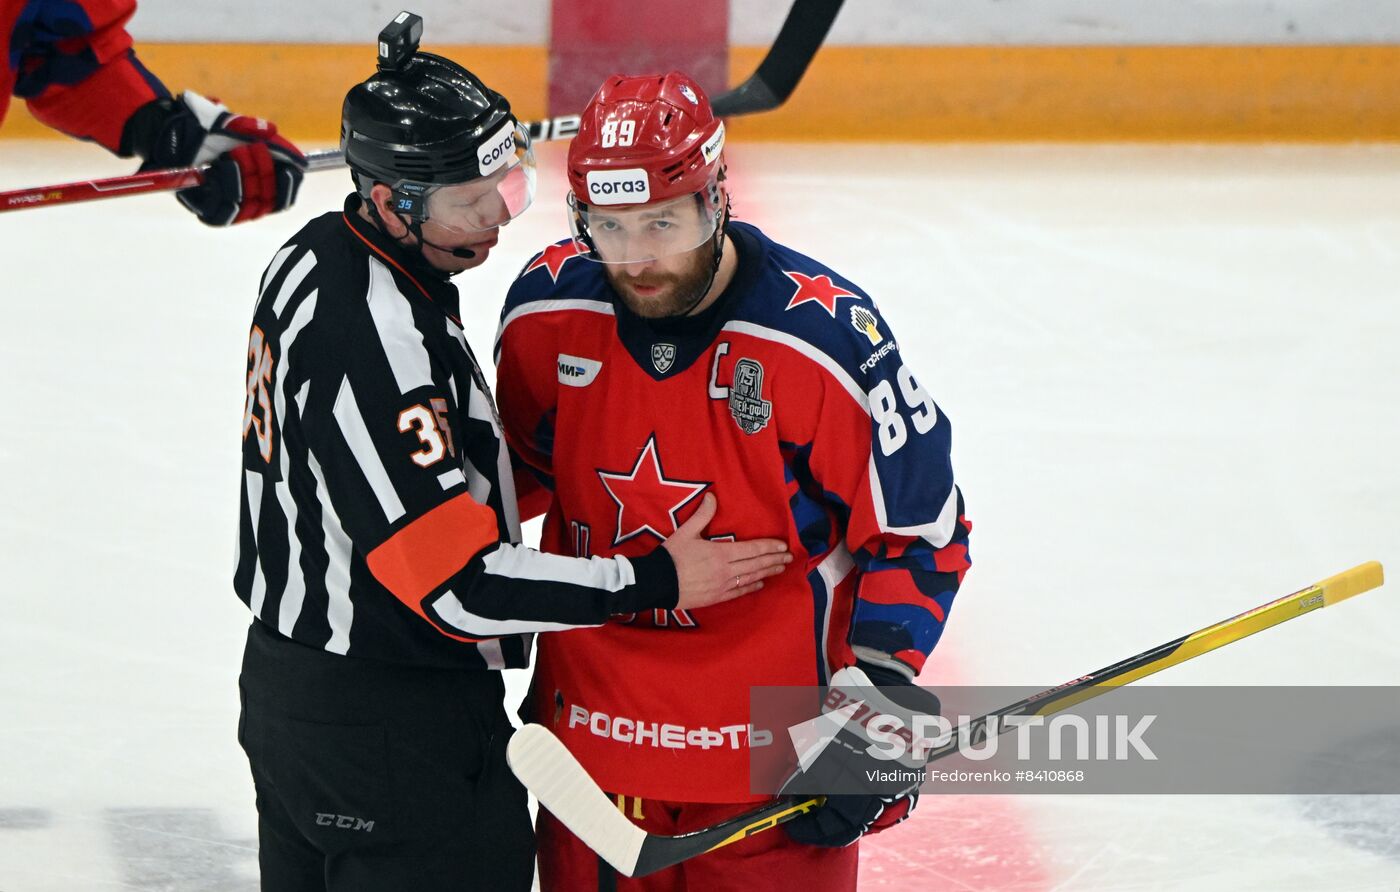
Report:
782,662,933,848
124,91,305,226
782,789,917,848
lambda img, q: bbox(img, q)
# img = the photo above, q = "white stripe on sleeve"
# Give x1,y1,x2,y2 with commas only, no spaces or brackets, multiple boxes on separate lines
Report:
482,543,637,590
245,469,266,618
815,545,855,680
273,250,317,318
366,257,435,394
273,291,318,635
303,443,356,655
431,589,601,636
258,245,295,305
867,459,961,547
332,377,406,523
476,637,506,670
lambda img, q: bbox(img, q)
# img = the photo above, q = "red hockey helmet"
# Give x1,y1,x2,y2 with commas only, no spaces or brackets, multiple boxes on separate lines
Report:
567,72,728,264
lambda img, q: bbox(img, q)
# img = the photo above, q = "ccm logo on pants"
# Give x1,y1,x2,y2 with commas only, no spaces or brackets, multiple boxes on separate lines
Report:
315,813,375,832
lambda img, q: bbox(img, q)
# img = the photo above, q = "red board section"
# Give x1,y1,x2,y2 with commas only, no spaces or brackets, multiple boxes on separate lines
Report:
549,1,728,117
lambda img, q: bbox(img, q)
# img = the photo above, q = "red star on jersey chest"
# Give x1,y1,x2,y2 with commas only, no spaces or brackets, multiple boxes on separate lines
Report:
783,270,859,317
524,240,589,281
596,434,710,545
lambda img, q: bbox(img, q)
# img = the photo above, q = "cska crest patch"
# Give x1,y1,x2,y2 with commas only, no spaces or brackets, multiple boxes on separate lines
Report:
651,343,677,374
729,358,772,435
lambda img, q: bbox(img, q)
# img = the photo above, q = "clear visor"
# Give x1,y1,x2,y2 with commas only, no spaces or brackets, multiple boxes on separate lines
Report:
570,192,721,264
400,125,537,235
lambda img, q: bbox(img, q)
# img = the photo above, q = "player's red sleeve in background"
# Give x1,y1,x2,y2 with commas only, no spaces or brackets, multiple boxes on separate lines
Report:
511,456,552,522
3,0,169,151
494,311,560,503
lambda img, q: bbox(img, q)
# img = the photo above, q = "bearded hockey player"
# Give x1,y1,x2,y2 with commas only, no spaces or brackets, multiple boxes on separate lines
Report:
495,71,972,890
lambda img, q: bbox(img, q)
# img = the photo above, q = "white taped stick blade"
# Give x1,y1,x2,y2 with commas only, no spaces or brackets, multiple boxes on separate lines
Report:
828,665,870,688
506,724,647,876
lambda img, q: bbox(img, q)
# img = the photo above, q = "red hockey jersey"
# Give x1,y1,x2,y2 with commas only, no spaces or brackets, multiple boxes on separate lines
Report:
495,221,971,802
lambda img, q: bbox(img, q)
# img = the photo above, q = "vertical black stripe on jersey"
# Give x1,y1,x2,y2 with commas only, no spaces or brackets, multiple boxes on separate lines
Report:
241,252,318,637
233,474,258,612
252,482,291,626
284,461,335,649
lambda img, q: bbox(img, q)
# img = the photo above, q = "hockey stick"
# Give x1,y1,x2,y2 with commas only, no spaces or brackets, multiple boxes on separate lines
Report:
507,560,1384,877
0,0,845,214
712,0,844,118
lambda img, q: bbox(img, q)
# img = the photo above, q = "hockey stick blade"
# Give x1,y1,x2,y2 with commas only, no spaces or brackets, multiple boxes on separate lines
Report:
713,0,845,117
507,723,822,877
509,562,1384,875
506,724,648,875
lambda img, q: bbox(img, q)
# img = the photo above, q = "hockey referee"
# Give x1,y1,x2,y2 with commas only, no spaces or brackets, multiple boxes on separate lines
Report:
232,16,791,891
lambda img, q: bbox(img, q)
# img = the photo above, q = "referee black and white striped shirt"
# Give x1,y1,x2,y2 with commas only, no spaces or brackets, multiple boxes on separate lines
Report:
234,195,678,670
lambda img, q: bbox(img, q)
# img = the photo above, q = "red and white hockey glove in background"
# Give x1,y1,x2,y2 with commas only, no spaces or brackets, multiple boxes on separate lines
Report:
782,662,930,848
127,91,306,226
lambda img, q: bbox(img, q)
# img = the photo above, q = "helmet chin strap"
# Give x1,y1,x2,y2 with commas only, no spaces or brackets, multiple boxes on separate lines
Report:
367,198,475,277
408,220,477,260
675,201,730,318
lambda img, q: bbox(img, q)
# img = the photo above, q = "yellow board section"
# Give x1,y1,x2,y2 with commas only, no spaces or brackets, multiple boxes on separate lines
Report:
2,44,548,143
4,43,1399,142
726,44,1400,142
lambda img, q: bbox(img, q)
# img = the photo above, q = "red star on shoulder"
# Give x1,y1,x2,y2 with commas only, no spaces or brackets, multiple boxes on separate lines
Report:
783,270,860,317
524,240,589,282
597,434,710,546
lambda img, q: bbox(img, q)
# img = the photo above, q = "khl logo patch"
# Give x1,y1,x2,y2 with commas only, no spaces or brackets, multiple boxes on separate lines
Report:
651,343,677,374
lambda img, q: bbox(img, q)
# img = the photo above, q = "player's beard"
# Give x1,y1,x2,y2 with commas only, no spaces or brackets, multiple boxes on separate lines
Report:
606,241,713,319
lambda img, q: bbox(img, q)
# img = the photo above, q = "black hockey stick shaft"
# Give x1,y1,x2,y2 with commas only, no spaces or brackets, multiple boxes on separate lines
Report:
622,561,1383,875
535,0,845,140
712,0,845,117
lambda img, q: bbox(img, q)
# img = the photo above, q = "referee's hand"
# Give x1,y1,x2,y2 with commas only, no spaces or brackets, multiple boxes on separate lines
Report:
663,494,792,611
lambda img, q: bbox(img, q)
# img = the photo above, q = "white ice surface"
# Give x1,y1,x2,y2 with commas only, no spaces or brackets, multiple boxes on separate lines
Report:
1,140,1397,890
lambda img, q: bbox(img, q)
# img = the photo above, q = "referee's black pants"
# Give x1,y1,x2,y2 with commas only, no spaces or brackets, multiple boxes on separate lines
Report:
238,619,535,891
